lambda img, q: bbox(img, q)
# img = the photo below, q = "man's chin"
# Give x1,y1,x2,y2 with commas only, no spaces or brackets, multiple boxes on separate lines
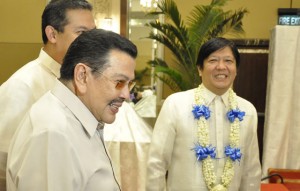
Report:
102,116,116,124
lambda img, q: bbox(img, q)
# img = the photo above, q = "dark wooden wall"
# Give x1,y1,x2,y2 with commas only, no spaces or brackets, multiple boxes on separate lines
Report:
120,0,128,37
233,39,269,164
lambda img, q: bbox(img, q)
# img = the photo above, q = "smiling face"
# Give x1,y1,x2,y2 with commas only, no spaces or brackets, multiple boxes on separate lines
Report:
199,46,237,95
76,49,136,124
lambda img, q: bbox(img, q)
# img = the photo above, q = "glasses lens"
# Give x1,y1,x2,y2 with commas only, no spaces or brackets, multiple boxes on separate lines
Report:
115,81,125,90
129,81,136,91
115,80,136,91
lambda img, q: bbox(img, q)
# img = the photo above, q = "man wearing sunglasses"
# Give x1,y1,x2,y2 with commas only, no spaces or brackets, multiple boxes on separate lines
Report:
6,29,137,191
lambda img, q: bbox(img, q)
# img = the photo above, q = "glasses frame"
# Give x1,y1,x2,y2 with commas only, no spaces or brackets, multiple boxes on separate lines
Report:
86,65,136,91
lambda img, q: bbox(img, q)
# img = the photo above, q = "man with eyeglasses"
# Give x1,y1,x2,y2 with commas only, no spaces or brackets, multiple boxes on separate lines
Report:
6,29,137,191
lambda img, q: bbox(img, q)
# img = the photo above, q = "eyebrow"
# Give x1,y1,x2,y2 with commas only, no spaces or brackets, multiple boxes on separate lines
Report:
74,26,96,31
209,55,234,59
111,73,134,81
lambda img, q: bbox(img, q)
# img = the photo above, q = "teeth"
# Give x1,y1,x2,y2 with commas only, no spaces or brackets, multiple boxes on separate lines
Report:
109,103,118,109
216,74,226,79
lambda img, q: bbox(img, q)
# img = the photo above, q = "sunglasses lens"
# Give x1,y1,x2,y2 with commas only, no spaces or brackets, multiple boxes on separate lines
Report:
129,81,136,91
115,80,136,91
115,81,125,89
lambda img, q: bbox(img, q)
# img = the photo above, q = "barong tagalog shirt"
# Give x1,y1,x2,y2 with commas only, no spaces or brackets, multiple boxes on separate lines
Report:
146,85,261,191
0,49,60,188
6,80,120,191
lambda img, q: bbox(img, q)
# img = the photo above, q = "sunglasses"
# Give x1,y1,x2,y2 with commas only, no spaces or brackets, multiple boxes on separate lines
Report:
113,79,136,91
99,73,136,91
86,65,136,91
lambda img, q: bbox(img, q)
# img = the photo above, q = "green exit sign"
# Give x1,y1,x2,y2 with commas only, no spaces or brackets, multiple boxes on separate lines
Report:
278,8,300,26
278,15,300,25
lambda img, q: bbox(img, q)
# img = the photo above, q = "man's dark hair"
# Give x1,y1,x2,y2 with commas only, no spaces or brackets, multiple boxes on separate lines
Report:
60,29,138,80
196,37,240,69
42,0,93,44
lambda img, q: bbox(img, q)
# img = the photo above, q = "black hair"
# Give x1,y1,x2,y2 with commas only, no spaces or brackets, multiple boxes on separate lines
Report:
60,29,138,80
41,0,92,44
196,37,240,69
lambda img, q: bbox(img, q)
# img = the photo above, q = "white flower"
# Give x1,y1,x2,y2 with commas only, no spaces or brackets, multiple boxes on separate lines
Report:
193,84,243,190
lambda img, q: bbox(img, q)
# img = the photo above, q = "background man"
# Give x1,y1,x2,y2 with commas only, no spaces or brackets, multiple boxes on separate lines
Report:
0,0,95,189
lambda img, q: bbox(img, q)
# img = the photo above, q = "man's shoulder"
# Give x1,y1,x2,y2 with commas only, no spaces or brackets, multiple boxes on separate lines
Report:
0,59,41,110
0,56,58,100
28,92,71,133
166,89,194,102
14,58,44,77
30,92,65,120
1,58,41,87
236,95,257,113
159,89,195,111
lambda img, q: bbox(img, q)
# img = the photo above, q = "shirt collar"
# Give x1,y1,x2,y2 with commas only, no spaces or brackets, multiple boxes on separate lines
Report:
220,90,230,109
201,84,230,109
51,79,99,138
39,48,61,78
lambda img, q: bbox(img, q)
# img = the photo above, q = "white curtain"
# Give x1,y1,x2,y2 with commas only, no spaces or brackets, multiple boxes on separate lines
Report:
262,26,300,177
104,102,152,191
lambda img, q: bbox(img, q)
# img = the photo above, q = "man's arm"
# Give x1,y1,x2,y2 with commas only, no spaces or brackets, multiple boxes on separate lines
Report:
7,116,82,191
146,97,176,191
0,79,36,190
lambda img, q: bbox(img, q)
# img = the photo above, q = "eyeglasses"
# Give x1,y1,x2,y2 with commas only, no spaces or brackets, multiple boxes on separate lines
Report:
113,79,136,91
85,65,136,91
103,77,136,91
99,73,136,91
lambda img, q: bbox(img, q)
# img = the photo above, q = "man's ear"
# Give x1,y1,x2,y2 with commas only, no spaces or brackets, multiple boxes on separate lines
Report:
45,25,57,43
74,63,88,95
197,65,202,77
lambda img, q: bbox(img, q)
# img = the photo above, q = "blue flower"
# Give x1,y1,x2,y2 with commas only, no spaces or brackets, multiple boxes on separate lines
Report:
224,146,242,162
192,105,210,120
227,109,245,123
192,144,216,161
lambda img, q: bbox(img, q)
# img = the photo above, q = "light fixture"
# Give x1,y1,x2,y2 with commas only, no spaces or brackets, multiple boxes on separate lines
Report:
140,0,158,8
94,0,113,31
102,17,113,31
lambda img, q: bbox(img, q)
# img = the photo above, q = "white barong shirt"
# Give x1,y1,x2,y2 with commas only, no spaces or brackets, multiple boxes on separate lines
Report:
7,80,120,191
146,85,261,191
0,49,60,189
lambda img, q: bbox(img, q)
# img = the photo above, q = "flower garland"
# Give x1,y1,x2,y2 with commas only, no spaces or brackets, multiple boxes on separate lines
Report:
192,84,245,191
